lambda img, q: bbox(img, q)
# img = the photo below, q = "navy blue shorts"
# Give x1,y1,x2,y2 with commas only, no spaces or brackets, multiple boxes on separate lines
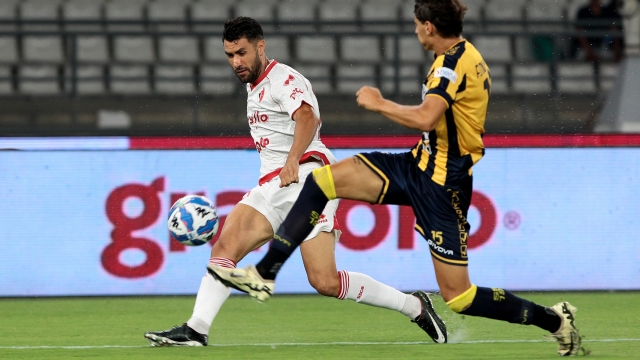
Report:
356,151,472,266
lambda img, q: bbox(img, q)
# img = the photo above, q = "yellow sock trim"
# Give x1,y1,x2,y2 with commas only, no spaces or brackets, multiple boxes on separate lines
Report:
312,165,337,200
446,285,478,313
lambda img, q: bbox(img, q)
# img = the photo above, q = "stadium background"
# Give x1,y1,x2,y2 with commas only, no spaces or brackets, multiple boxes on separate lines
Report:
1,1,639,358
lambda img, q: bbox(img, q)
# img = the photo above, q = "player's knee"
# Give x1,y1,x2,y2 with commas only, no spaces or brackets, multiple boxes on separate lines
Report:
445,285,478,313
308,273,340,297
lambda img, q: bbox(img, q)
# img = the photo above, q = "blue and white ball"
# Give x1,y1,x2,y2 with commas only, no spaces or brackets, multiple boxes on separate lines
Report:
168,195,219,246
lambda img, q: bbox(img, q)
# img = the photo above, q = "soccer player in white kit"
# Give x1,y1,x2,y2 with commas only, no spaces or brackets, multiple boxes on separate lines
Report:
145,17,447,347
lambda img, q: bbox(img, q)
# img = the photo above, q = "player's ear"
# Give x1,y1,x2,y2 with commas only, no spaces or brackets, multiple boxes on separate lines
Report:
257,39,266,56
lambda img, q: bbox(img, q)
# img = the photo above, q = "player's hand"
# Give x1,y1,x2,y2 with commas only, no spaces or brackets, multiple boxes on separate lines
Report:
279,160,299,188
356,86,384,112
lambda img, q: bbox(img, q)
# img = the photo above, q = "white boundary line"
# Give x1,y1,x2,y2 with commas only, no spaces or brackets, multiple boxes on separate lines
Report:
1,338,639,349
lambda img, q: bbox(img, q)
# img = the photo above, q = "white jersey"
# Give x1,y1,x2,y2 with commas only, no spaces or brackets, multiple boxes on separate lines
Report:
246,60,336,184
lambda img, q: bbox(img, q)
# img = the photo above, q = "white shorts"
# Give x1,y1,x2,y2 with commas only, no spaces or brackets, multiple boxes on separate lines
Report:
239,162,341,243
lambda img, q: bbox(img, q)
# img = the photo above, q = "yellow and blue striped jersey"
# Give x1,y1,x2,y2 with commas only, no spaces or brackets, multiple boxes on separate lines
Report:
414,39,490,186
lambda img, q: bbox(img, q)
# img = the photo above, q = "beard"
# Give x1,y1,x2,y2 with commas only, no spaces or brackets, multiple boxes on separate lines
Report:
234,56,263,84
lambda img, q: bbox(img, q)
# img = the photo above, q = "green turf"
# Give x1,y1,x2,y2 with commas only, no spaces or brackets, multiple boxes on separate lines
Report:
0,292,638,359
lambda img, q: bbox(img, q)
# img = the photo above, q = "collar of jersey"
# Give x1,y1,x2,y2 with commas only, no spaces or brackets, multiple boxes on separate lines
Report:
250,59,278,91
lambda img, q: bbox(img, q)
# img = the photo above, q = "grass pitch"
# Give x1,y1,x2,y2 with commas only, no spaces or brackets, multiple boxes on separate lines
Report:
0,292,638,359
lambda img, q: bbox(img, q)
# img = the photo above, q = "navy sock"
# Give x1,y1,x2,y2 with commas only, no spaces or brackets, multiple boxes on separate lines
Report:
460,287,560,332
255,176,329,280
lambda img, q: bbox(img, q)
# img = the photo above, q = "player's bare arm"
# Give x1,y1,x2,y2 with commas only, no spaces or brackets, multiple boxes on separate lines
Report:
356,86,447,132
279,103,320,188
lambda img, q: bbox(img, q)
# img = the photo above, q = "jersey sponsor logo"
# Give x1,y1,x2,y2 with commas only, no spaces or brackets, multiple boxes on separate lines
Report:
284,74,295,85
248,111,269,125
434,67,458,84
445,45,460,56
255,137,270,152
427,239,454,256
290,88,304,100
258,88,265,102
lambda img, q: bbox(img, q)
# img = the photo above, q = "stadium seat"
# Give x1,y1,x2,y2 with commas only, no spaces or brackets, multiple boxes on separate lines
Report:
360,0,401,33
20,0,62,31
341,36,381,63
512,63,552,94
0,66,12,94
486,63,509,94
22,36,64,63
110,65,150,94
485,0,525,32
527,0,567,31
191,0,231,32
155,65,195,94
63,0,103,32
336,64,375,94
75,36,109,64
384,35,426,63
381,64,421,95
0,0,18,31
0,37,18,64
159,37,200,64
204,36,227,62
234,0,277,32
266,36,290,63
66,65,105,95
462,0,485,32
557,62,597,94
598,62,619,92
276,2,316,33
148,0,189,33
296,37,337,63
114,36,155,63
19,65,60,95
472,36,513,62
319,1,358,32
106,0,145,32
200,65,237,95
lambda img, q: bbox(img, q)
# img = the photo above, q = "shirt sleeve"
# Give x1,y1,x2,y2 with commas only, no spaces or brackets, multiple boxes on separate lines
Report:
271,73,316,120
425,54,464,108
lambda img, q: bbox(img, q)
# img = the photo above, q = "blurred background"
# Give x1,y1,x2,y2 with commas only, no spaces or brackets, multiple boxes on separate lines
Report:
0,0,632,136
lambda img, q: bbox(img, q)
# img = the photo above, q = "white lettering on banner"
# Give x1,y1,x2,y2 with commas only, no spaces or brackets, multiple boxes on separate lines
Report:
434,67,458,84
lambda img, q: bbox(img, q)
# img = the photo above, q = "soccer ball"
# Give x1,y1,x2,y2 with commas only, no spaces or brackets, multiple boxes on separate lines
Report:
168,195,219,246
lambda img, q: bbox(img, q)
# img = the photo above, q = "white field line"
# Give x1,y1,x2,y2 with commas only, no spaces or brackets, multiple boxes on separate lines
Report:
0,338,639,349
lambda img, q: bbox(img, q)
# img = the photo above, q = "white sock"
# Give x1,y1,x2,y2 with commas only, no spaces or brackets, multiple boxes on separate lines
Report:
338,271,421,319
185,258,235,335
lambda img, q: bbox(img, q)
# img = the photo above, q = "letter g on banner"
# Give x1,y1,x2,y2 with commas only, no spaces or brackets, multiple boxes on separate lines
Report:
337,200,391,250
102,177,165,278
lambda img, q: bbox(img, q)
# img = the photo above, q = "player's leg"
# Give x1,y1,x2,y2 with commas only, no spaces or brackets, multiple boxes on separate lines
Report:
299,230,445,343
145,201,274,346
433,261,580,355
252,155,384,282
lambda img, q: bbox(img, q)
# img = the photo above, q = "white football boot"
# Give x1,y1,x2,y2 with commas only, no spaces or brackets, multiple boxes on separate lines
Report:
207,264,274,302
550,302,581,356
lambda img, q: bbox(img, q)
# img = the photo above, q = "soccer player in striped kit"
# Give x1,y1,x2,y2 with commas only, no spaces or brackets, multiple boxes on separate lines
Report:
214,2,583,356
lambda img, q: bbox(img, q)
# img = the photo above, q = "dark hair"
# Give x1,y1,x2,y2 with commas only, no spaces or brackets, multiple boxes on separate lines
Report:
222,16,264,43
414,0,467,38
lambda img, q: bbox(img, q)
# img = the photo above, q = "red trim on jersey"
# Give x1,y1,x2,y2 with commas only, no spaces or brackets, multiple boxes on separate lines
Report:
290,100,314,121
258,151,330,185
250,60,278,91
